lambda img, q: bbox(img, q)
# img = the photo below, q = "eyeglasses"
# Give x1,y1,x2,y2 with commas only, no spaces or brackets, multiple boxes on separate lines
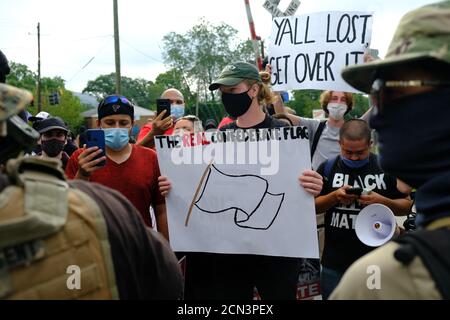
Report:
98,95,132,109
370,79,450,114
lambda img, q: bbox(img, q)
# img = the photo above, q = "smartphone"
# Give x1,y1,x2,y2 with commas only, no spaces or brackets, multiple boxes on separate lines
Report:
346,187,363,195
86,129,106,167
156,99,171,119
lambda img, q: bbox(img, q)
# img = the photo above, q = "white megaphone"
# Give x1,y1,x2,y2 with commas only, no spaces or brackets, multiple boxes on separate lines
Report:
355,204,397,247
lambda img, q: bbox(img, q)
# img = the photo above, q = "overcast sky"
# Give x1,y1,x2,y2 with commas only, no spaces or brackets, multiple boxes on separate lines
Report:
0,0,437,92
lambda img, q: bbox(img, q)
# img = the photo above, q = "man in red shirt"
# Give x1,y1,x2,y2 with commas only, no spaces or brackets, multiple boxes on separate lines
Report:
65,95,169,240
137,88,185,148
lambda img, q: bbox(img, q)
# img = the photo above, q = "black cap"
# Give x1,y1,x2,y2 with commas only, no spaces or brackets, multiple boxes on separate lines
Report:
34,116,68,134
98,95,134,120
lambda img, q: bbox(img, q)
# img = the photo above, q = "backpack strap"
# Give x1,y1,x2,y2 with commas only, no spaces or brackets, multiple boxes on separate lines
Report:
323,155,339,182
0,157,69,248
310,120,327,160
394,228,450,299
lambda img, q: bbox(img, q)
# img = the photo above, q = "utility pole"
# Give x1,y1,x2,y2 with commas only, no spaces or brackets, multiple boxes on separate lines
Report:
37,22,42,112
244,0,263,70
113,0,121,94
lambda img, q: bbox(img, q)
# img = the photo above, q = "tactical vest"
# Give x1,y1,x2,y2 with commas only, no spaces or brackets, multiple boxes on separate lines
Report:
0,157,119,299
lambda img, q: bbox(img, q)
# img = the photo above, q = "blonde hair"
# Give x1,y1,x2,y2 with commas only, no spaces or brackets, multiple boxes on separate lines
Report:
259,71,271,85
243,79,274,106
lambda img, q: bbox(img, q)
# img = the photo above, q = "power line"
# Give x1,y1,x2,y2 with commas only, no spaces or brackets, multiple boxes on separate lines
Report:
1,34,113,50
120,38,163,63
66,39,111,83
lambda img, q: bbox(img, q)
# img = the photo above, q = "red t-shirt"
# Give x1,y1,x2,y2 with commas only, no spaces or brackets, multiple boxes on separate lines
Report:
137,123,174,143
65,144,165,227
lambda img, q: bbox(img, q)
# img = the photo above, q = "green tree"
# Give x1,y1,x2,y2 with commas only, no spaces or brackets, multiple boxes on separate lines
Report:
6,62,36,92
7,61,86,132
44,91,87,133
287,89,322,117
155,69,196,108
82,73,115,99
162,18,255,102
232,40,257,64
122,77,156,108
41,76,65,93
349,94,370,118
82,73,162,109
185,101,225,125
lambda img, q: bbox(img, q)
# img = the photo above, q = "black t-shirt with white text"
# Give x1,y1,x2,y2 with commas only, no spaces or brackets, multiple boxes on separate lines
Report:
317,153,406,272
219,114,288,131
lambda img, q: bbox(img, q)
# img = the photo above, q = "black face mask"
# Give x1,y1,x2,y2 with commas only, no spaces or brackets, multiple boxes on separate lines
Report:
369,88,450,188
221,89,253,118
41,139,65,157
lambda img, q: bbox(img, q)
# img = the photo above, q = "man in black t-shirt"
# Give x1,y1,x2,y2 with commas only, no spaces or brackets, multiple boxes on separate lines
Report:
314,119,411,299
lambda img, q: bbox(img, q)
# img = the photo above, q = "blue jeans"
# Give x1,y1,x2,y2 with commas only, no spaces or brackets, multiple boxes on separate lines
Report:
320,266,344,300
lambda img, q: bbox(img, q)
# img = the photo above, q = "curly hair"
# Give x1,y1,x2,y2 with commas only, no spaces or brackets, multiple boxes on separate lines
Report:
319,91,354,115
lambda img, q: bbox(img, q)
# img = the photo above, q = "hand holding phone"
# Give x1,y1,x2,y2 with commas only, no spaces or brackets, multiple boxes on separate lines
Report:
86,129,106,167
346,187,363,196
156,99,171,119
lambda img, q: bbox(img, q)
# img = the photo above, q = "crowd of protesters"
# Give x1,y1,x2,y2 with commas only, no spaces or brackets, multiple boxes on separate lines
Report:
1,0,450,301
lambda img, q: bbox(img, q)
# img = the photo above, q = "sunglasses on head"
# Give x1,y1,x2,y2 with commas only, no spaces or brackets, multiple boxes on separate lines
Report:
99,95,132,109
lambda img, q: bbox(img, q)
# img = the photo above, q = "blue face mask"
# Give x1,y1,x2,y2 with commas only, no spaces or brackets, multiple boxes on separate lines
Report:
104,128,129,151
341,156,369,169
171,105,185,120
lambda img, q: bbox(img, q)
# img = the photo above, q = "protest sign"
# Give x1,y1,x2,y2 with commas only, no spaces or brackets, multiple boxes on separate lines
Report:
269,11,373,92
156,127,319,258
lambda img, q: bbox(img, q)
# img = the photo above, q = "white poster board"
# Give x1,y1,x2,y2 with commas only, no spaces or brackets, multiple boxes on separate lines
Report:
268,11,373,93
156,127,319,258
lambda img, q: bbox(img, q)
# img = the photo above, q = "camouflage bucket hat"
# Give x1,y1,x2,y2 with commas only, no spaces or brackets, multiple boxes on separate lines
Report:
0,83,33,122
342,1,450,93
209,61,262,91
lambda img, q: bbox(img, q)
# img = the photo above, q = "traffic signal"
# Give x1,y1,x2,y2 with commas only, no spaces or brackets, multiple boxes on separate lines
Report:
48,92,60,105
54,92,60,105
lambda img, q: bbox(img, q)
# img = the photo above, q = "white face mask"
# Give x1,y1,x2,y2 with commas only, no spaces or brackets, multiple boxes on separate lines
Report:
327,103,347,120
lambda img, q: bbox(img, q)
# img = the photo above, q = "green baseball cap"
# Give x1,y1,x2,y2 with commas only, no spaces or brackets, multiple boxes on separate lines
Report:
342,1,450,93
209,61,262,91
